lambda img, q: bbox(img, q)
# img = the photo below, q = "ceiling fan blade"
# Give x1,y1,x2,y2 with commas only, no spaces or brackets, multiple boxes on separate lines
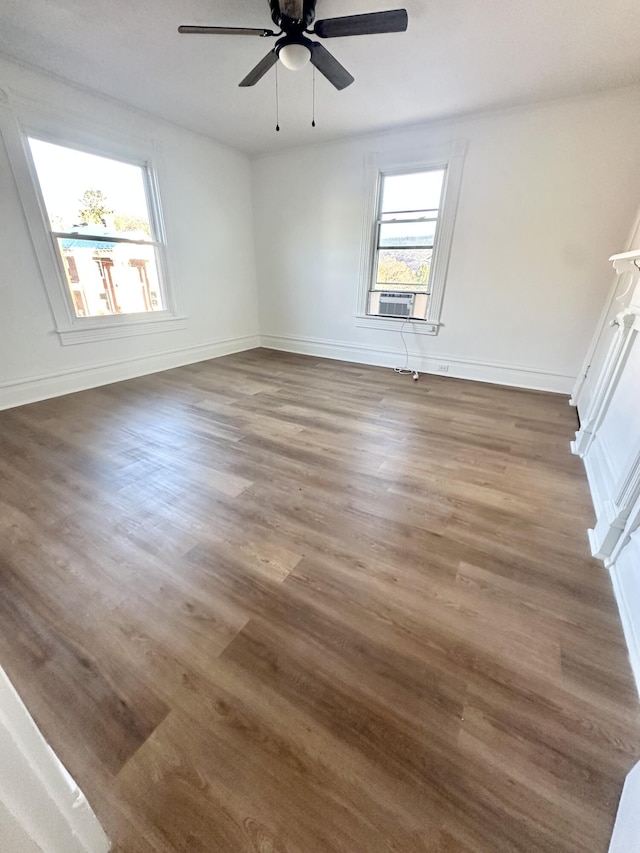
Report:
310,43,354,91
314,9,408,39
279,0,304,20
239,49,279,87
179,25,276,37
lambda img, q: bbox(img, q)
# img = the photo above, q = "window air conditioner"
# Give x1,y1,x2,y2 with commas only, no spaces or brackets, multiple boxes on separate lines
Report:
378,292,414,318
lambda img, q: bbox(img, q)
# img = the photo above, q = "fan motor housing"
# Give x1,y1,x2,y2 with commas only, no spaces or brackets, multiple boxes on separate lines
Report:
270,0,316,32
275,33,314,56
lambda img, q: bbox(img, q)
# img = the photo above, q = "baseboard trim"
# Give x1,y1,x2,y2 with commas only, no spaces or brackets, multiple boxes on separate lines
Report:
0,334,261,410
260,333,574,393
2,332,574,409
609,562,640,701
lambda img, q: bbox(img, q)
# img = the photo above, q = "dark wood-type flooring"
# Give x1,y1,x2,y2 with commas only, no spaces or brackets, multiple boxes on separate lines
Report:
1,349,639,852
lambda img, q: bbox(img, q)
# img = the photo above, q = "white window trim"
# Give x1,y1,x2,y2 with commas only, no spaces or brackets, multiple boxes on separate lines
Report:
0,93,186,345
356,139,466,335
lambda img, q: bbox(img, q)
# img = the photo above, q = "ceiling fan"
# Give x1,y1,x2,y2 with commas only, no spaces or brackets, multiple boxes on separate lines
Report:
179,0,408,91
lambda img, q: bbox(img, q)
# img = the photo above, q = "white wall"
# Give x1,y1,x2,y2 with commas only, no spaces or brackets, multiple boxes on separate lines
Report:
572,212,640,414
609,759,640,853
3,58,640,403
572,257,640,853
0,55,260,408
0,801,42,853
0,666,109,853
252,87,640,392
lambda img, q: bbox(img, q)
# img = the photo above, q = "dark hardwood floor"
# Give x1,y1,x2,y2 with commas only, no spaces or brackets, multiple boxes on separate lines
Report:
0,348,639,852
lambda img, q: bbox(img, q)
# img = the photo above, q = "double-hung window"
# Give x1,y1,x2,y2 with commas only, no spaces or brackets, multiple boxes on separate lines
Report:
368,168,445,321
0,101,187,346
28,138,167,322
358,141,466,334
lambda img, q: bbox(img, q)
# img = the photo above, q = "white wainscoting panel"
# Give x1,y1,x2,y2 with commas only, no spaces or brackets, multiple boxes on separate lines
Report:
574,251,640,851
610,530,640,699
573,252,640,564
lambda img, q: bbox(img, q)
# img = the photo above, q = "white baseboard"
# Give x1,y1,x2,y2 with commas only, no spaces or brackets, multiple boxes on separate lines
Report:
260,333,575,393
0,334,261,410
609,561,640,702
1,330,574,410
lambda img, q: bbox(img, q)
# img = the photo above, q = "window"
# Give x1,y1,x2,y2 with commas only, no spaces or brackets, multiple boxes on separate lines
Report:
368,169,445,321
357,141,466,335
0,102,185,345
28,139,166,320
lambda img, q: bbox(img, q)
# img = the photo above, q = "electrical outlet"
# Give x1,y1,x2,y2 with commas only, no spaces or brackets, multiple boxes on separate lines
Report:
436,364,449,373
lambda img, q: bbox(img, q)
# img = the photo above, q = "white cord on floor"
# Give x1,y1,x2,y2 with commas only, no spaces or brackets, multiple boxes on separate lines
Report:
393,320,419,380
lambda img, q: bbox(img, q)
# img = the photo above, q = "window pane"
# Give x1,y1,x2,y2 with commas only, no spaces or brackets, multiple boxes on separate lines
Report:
28,139,153,237
374,249,433,289
381,170,445,214
378,220,437,249
57,238,164,318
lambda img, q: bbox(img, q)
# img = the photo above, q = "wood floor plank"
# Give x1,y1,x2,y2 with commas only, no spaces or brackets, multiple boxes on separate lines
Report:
0,348,639,851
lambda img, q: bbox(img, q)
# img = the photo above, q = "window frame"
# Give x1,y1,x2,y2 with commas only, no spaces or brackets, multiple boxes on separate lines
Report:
0,96,186,345
356,140,466,336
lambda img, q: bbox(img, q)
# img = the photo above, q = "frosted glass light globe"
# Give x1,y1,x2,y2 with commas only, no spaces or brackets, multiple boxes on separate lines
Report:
279,43,311,71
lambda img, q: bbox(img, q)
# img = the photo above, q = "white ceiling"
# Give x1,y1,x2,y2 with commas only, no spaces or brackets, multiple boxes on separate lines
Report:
1,0,640,155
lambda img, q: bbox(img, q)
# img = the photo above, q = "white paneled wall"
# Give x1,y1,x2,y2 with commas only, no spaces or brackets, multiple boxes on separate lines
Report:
573,251,640,851
573,251,640,688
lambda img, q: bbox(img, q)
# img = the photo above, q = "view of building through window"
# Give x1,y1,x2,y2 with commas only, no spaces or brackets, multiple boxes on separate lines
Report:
368,168,445,320
28,139,164,318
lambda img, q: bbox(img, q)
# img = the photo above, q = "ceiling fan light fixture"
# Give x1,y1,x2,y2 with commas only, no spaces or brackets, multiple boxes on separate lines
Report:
179,3,409,91
278,42,312,71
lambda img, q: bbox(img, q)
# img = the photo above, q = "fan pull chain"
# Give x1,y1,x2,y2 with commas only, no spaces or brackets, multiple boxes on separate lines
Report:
312,66,316,128
275,62,280,132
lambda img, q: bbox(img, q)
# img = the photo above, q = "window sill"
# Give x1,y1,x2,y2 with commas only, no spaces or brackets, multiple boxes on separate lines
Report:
355,315,440,335
57,313,188,346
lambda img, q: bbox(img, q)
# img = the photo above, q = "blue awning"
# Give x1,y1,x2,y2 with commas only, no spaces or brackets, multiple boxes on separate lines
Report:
60,238,116,250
